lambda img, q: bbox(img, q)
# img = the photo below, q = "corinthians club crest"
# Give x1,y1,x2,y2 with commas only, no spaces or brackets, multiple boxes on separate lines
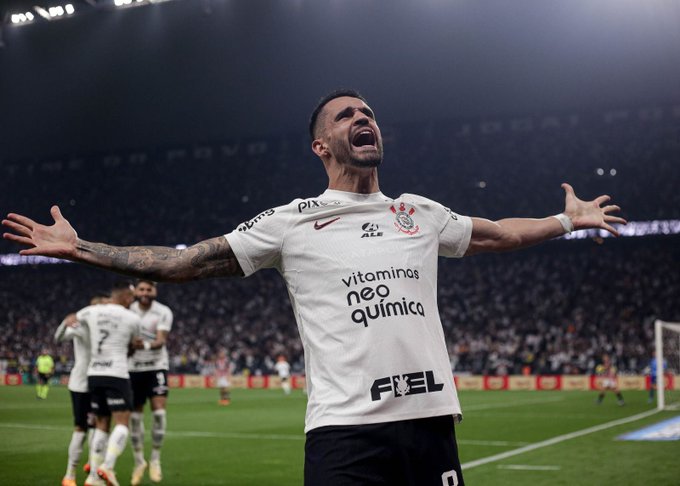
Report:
390,202,420,235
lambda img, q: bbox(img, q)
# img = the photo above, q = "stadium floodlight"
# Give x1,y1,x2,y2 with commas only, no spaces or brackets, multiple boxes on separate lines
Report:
10,12,35,24
49,6,65,17
65,4,75,15
654,320,680,411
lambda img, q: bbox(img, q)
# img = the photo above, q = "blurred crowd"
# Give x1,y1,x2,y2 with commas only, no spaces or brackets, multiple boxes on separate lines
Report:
1,108,679,378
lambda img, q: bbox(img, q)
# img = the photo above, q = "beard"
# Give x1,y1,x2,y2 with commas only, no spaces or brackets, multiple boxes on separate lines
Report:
332,139,384,168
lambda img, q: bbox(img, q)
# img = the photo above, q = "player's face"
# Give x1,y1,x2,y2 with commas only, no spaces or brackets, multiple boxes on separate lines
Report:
135,282,157,305
121,288,136,308
319,96,383,168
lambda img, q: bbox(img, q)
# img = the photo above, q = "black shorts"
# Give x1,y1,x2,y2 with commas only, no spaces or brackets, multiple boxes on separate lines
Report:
70,391,94,429
130,370,169,408
305,415,464,486
38,373,50,385
88,376,133,416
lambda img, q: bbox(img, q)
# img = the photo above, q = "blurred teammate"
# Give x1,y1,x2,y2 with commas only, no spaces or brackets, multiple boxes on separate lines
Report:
645,351,667,404
55,309,94,486
3,89,626,485
35,348,54,399
77,282,141,486
275,355,291,395
127,279,174,485
595,354,624,406
214,349,232,405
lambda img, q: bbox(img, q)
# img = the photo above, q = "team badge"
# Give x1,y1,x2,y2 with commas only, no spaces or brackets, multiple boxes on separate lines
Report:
390,203,420,235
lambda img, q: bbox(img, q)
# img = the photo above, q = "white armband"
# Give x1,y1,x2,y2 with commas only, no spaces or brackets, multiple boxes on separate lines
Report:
553,213,574,234
143,341,151,351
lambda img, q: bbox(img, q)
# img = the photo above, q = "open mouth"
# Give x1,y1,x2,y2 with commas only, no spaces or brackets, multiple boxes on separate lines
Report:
352,129,376,148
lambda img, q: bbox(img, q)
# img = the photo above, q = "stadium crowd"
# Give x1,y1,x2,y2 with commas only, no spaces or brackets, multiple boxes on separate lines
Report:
2,107,679,380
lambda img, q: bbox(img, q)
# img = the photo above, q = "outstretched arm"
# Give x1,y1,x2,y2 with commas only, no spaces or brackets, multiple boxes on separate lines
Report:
2,205,243,282
465,183,626,256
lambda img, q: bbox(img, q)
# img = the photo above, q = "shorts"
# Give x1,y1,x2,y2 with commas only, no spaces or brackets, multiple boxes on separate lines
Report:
216,376,231,388
70,391,94,429
602,378,617,389
88,376,133,416
38,373,50,385
304,415,464,486
130,370,169,408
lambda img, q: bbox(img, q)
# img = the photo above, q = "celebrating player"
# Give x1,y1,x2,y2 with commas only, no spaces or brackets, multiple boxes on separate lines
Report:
127,279,174,485
77,282,142,486
3,89,626,485
214,349,233,406
55,309,95,486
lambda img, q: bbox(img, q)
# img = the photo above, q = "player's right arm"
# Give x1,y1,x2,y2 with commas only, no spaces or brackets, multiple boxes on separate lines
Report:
2,205,244,282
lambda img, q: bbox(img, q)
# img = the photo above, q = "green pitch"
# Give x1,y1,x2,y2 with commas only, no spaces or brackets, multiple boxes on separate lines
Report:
1,386,678,485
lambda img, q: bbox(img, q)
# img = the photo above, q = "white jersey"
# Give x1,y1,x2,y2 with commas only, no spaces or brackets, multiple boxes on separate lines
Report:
275,360,291,378
54,317,91,393
226,190,472,432
77,303,141,379
128,300,173,372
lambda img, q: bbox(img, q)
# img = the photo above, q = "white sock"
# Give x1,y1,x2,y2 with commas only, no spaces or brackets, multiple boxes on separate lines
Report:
282,381,291,395
130,412,146,465
89,429,108,478
65,430,86,478
103,424,129,469
87,427,95,450
151,409,166,462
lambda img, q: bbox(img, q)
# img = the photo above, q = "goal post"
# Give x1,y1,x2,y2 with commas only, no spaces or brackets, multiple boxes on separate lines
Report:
655,320,680,410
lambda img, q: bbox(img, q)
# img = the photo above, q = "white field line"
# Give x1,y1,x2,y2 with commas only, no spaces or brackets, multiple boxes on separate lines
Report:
461,408,661,470
498,465,561,471
458,440,530,447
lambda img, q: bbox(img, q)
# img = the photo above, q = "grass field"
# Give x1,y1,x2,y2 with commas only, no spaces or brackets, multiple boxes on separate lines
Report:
1,386,678,485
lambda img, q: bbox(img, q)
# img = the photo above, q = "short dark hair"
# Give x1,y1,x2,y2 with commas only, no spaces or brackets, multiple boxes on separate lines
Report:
110,280,133,293
309,89,368,140
135,279,157,288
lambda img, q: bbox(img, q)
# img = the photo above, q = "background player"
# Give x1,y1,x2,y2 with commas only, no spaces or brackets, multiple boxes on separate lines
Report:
595,353,625,406
127,279,173,485
34,348,54,400
275,355,291,395
645,351,667,404
77,281,141,486
55,309,95,486
214,349,232,406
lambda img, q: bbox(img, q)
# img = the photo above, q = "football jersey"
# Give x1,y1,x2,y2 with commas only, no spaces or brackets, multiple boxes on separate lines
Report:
54,317,91,393
275,360,291,378
77,303,141,379
128,300,173,372
225,190,472,432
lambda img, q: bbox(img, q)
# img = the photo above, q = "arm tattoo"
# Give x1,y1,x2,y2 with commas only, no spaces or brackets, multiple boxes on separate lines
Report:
76,236,243,282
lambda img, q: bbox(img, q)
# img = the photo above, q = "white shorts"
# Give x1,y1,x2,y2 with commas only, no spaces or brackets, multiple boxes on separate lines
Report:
217,377,230,388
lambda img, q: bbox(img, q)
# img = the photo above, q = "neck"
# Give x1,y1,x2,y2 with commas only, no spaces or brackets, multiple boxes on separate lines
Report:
325,161,380,194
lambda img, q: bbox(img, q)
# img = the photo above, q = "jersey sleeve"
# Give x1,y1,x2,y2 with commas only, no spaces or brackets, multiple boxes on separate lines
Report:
437,205,472,258
158,305,173,333
224,204,292,276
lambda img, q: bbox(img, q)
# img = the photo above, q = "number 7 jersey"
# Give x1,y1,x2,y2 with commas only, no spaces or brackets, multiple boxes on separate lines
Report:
76,303,142,379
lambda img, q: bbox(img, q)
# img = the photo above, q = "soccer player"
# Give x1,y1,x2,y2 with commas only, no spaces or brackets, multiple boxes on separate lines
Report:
76,281,142,486
595,353,625,406
127,279,173,485
275,355,292,395
3,90,626,485
214,349,232,406
55,310,94,486
645,351,667,404
34,348,54,400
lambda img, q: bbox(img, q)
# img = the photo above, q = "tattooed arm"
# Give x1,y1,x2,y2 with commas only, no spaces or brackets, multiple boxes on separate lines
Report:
2,205,243,282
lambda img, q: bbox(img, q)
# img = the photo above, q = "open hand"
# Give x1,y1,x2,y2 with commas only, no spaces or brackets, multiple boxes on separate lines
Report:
562,183,627,236
2,206,78,258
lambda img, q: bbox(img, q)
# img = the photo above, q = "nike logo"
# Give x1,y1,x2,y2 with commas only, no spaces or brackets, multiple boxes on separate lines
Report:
314,217,341,230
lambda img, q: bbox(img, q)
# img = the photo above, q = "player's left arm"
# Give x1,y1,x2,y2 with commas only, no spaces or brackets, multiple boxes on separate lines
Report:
136,330,169,351
465,183,626,256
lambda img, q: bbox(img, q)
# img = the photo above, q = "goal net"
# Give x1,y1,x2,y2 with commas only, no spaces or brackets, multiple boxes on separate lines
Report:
655,320,680,410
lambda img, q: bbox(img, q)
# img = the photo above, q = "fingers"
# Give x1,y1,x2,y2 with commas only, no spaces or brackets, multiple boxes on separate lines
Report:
604,215,627,225
3,233,35,246
601,223,620,238
3,213,36,231
51,205,64,222
595,195,611,206
602,205,621,214
2,219,32,237
561,183,575,196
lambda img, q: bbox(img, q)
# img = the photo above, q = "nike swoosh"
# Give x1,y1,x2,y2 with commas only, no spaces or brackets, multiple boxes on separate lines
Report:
314,217,341,230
